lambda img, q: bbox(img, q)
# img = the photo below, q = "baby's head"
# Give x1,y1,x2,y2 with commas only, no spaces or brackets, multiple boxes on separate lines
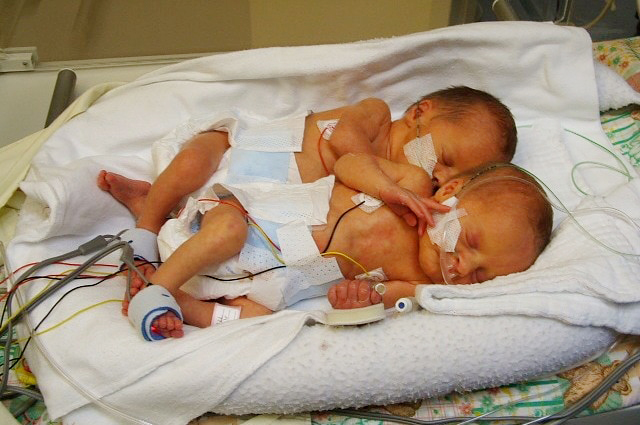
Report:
418,163,552,284
405,86,517,188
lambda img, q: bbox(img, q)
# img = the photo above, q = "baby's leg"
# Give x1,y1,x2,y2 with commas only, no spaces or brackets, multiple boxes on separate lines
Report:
146,200,251,336
137,130,230,233
157,292,272,337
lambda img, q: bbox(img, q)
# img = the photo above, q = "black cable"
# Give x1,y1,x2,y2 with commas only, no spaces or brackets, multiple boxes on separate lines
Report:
204,265,286,282
0,237,121,397
1,272,121,377
322,200,364,253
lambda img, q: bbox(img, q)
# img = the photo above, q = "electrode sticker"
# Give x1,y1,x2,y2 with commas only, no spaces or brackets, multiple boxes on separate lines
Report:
351,192,383,213
316,119,339,140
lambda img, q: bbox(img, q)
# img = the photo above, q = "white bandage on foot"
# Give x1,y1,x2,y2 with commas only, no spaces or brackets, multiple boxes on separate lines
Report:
128,285,183,341
212,303,242,325
120,228,159,263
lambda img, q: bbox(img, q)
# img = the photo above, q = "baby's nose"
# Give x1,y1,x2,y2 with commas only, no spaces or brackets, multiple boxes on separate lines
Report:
449,255,476,282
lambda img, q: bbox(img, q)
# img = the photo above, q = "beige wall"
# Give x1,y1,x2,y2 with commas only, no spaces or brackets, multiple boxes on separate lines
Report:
1,0,459,61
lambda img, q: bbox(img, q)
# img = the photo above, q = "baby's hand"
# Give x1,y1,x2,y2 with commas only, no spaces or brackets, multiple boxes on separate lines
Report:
327,279,382,309
378,187,450,235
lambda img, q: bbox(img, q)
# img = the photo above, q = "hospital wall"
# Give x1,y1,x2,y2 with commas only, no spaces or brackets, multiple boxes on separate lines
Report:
1,0,472,148
1,0,464,61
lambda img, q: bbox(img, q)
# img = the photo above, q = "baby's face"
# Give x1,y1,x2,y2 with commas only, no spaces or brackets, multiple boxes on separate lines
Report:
426,114,507,188
419,194,538,284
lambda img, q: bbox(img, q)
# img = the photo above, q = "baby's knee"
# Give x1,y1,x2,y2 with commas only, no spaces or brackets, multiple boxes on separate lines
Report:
201,205,248,246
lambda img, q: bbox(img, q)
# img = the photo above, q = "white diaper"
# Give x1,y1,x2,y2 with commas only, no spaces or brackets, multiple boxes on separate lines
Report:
158,200,343,311
219,175,334,226
153,112,342,310
152,110,306,185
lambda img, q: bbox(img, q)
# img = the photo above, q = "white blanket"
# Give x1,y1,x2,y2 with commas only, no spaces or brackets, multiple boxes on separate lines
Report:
6,21,638,424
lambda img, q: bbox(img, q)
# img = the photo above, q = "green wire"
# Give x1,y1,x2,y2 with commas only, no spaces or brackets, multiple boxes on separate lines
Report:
511,125,639,258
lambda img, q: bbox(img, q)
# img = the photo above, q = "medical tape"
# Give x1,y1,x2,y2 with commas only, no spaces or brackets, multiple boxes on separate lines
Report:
276,220,321,265
218,175,334,226
403,133,437,177
354,267,387,295
351,192,383,213
281,257,344,306
427,197,467,253
212,303,241,325
354,267,387,282
235,112,306,152
316,119,339,140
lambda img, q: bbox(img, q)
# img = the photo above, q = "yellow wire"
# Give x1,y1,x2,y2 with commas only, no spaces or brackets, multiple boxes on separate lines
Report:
15,299,122,343
1,268,116,336
321,251,369,276
248,222,284,264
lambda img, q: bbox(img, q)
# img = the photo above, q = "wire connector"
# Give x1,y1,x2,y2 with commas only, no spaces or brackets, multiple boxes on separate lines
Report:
77,236,110,255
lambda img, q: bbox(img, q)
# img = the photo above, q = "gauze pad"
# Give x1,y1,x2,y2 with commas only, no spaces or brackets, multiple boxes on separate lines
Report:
427,196,467,253
403,133,437,177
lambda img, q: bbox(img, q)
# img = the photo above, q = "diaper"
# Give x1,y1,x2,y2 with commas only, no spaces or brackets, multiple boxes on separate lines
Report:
154,111,341,310
158,200,343,311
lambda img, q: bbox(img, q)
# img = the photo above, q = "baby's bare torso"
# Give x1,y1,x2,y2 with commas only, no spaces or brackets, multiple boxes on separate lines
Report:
311,183,429,283
288,107,427,283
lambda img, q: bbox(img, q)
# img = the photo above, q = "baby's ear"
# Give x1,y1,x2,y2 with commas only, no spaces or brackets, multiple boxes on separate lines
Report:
406,99,434,122
433,177,465,202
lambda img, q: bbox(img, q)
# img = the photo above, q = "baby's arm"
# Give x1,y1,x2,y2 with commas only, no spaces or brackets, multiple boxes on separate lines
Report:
327,98,392,157
335,153,433,197
328,279,417,310
334,153,449,232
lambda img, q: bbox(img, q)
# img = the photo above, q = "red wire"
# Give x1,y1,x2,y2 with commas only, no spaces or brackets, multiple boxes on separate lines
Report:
317,127,331,176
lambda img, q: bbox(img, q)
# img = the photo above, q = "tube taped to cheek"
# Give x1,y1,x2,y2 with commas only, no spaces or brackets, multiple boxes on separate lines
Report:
403,133,437,177
427,196,466,252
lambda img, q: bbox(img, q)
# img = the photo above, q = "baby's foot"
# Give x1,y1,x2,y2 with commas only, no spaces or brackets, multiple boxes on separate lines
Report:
121,262,156,316
151,311,184,338
328,279,382,309
97,170,150,219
